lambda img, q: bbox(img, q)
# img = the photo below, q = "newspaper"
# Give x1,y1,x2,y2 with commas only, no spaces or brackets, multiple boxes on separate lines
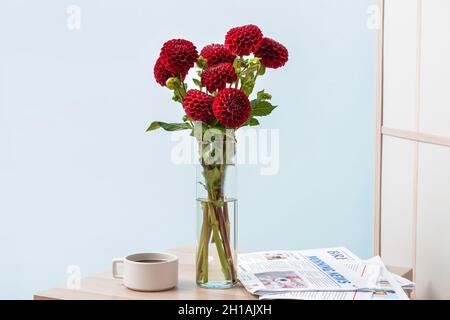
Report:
260,290,374,301
238,247,372,295
238,247,412,300
392,273,415,290
365,256,410,300
260,256,410,300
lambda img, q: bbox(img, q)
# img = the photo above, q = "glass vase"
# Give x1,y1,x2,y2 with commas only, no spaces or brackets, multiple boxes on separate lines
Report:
195,129,237,289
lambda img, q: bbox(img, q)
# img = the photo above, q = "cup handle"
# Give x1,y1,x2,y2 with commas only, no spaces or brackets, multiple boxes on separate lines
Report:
112,258,124,279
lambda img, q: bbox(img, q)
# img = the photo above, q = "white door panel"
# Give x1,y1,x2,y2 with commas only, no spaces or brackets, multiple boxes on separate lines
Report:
420,0,450,137
381,136,415,268
416,143,450,299
383,0,418,131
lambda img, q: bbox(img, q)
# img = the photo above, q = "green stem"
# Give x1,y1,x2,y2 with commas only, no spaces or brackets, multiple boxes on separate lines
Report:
196,230,204,276
240,67,251,91
175,87,184,101
223,203,231,252
208,203,231,281
235,57,243,89
215,206,235,281
197,136,236,285
176,77,187,99
202,222,210,283
253,72,259,84
217,162,236,281
196,204,211,283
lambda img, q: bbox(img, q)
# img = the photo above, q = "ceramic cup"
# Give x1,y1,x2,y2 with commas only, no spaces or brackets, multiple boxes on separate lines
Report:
112,252,178,292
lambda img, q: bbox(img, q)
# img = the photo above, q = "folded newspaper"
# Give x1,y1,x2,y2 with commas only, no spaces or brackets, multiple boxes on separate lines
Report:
237,247,415,300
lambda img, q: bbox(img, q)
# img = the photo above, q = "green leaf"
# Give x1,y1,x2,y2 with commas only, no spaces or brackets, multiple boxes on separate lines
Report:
197,56,207,69
242,117,260,127
257,64,266,76
251,100,277,117
249,57,261,66
233,57,240,70
233,57,246,79
146,121,192,132
172,91,182,102
257,90,272,101
193,78,202,90
203,167,221,187
241,79,255,96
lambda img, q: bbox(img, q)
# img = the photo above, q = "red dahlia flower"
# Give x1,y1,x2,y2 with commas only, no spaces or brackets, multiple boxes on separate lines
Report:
182,90,215,123
225,25,263,56
201,63,237,93
153,57,187,87
160,39,198,74
213,88,251,128
254,37,289,69
199,44,236,67
153,57,172,87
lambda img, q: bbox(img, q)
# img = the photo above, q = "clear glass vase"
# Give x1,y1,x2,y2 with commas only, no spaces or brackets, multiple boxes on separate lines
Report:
195,129,237,289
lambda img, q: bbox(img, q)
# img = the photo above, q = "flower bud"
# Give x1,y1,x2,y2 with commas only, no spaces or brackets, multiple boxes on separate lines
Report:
166,77,180,90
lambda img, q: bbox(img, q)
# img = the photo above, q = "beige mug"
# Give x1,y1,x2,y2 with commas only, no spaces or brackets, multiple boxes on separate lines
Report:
112,252,178,292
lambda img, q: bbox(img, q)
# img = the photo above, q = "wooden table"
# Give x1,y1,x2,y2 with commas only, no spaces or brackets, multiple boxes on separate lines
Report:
34,246,413,300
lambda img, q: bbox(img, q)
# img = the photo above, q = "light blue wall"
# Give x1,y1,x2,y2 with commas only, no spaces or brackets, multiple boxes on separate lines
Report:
0,0,376,299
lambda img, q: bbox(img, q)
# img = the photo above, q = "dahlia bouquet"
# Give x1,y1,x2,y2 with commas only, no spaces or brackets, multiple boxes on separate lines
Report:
148,25,288,288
